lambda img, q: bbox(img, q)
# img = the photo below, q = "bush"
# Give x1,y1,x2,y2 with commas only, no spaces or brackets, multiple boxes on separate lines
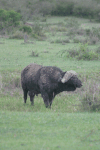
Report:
89,36,99,45
57,43,99,60
85,29,91,35
67,49,79,58
39,1,55,16
80,79,100,111
32,22,43,36
31,22,46,40
20,25,32,34
1,71,21,96
8,10,21,26
88,28,100,39
2,72,21,89
67,27,78,36
51,38,70,44
0,9,21,34
9,31,24,39
0,9,21,26
76,43,99,60
77,50,98,60
73,1,97,18
49,25,67,32
96,47,100,54
65,18,80,28
30,51,39,57
73,36,88,44
51,0,74,16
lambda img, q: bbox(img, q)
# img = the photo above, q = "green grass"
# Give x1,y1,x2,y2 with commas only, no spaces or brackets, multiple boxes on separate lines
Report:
0,16,100,149
0,39,100,73
0,111,100,150
0,93,81,113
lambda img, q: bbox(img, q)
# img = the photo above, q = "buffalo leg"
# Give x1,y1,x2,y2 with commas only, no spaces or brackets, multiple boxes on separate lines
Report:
23,89,28,103
30,96,35,105
49,93,54,108
41,92,50,108
28,91,35,105
49,100,53,107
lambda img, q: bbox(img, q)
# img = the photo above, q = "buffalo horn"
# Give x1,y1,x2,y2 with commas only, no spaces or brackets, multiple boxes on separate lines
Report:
61,70,77,83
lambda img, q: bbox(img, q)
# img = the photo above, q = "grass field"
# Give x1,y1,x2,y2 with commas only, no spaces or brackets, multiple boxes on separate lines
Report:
0,16,100,149
1,111,100,150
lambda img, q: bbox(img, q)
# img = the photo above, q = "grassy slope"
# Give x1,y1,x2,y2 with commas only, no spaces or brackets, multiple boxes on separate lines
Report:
0,17,100,72
0,111,100,150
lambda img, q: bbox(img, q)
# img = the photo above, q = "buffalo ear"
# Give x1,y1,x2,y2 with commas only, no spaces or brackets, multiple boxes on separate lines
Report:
58,72,66,82
62,72,66,77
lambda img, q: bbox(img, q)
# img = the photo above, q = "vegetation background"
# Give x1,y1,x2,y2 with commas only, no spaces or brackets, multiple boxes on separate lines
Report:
0,0,100,149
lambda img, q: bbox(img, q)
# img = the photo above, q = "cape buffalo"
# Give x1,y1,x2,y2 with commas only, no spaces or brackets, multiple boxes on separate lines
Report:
21,64,82,108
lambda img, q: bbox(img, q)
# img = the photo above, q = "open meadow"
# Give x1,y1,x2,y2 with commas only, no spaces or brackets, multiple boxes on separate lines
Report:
0,16,100,149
